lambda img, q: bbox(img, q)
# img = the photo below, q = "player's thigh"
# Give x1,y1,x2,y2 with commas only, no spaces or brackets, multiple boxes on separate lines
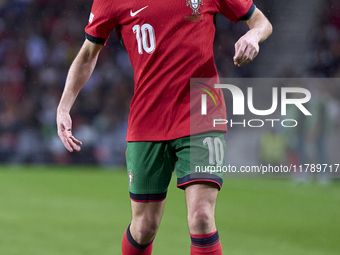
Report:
185,181,218,215
126,141,175,201
173,131,226,190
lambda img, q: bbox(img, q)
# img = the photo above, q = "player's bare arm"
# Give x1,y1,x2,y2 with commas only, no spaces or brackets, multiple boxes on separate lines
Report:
57,39,103,152
233,8,273,67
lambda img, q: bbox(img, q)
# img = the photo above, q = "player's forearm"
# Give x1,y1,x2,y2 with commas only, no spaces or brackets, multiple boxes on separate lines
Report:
245,9,273,44
57,55,97,113
57,41,101,114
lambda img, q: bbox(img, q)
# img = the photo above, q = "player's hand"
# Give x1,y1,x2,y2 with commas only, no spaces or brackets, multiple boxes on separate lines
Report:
57,111,82,152
233,32,260,67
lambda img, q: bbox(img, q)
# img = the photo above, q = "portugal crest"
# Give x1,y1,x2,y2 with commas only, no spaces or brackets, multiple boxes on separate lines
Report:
186,0,203,15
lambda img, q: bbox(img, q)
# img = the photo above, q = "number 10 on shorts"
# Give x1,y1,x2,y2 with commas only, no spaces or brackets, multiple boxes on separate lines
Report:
203,137,224,166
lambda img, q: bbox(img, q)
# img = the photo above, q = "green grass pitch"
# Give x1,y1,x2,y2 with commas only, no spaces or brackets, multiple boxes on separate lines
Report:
0,166,339,255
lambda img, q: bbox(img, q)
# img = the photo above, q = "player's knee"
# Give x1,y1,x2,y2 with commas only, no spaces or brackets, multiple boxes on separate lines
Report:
188,208,214,233
131,219,159,244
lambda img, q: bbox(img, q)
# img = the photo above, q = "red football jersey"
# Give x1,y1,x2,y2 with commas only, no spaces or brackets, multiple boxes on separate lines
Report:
85,0,255,141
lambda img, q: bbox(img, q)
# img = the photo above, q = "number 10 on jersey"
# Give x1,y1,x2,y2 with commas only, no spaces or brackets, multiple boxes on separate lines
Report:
132,24,156,54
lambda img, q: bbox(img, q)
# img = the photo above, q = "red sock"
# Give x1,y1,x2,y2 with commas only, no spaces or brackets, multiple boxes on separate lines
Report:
190,230,222,255
122,225,154,255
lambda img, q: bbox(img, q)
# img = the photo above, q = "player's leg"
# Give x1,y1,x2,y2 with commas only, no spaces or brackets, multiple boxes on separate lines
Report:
172,132,226,255
185,182,218,234
122,141,174,255
185,182,222,255
122,200,165,255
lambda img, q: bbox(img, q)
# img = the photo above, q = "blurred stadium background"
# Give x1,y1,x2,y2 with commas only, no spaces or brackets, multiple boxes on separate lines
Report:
0,0,340,254
0,0,339,166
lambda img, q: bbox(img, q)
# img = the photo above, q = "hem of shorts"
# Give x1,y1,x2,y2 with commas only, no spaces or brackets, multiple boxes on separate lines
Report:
130,198,166,202
129,191,167,202
177,179,222,190
126,128,227,142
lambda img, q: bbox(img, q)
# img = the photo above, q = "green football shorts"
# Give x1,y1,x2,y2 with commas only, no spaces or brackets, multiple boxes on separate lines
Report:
126,131,226,202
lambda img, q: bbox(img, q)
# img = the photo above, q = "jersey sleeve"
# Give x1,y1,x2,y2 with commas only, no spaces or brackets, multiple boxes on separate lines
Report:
217,0,256,23
85,0,118,45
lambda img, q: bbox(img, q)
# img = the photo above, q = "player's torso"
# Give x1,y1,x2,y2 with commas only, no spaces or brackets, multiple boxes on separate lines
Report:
110,0,223,141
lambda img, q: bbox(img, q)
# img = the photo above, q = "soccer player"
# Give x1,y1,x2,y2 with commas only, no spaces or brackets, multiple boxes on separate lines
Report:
57,0,272,254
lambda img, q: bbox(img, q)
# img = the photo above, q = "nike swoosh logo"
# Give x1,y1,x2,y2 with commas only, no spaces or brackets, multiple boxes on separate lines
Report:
130,6,148,17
